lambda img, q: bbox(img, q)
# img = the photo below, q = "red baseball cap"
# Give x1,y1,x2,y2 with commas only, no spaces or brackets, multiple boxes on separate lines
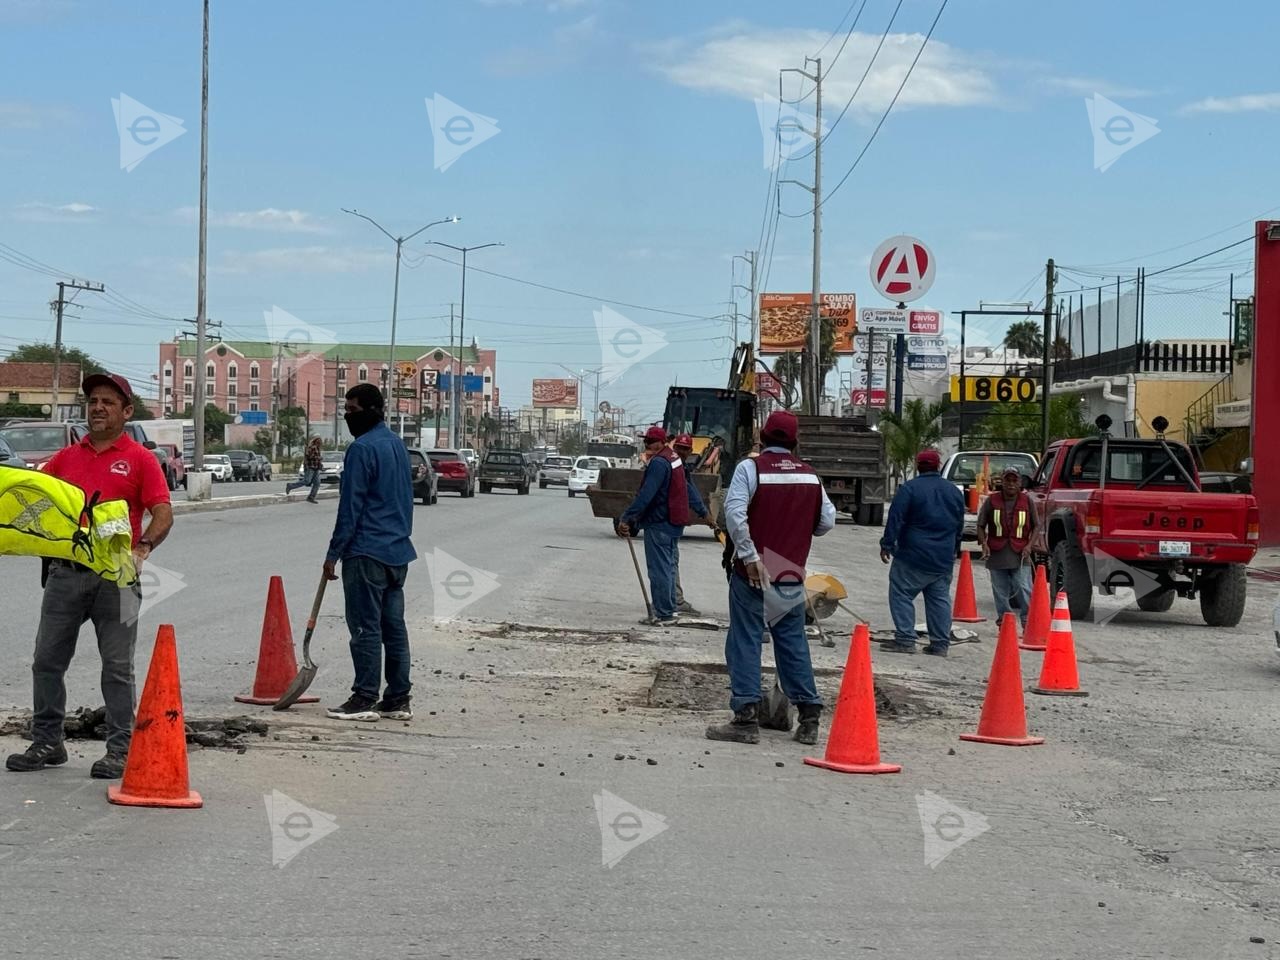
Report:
643,425,667,443
673,433,693,448
760,410,798,445
916,449,942,470
82,372,133,402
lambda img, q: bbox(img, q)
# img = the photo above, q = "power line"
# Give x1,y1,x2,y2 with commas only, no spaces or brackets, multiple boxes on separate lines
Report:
1053,236,1254,295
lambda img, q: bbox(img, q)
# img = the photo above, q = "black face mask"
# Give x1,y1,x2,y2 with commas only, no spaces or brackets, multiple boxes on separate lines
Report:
344,409,382,437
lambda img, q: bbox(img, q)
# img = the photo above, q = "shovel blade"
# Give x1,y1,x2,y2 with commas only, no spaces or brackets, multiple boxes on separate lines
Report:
273,665,318,711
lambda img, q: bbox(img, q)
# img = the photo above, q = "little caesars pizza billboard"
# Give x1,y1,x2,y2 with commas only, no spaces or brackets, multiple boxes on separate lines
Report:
758,293,856,355
531,378,580,408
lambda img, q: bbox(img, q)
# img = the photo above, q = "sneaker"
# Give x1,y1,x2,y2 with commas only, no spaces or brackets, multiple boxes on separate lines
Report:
922,645,949,658
90,750,127,780
306,497,318,504
376,696,413,721
638,616,679,627
878,641,917,654
6,741,68,772
676,600,701,616
326,695,380,722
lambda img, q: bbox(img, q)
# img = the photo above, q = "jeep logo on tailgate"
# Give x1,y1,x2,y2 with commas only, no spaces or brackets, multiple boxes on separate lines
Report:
1142,512,1204,530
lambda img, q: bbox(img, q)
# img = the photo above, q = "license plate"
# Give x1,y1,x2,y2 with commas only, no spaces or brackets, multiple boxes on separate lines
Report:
1158,540,1191,557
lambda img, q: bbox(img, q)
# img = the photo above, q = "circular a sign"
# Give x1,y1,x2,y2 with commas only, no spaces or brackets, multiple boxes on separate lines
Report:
233,414,244,424
599,401,611,413
869,235,935,303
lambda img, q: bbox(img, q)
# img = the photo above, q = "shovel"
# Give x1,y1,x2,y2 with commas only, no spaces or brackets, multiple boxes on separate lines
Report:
273,573,328,710
624,533,655,622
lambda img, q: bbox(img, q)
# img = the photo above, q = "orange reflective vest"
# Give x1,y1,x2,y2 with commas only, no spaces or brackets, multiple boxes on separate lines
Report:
985,491,1031,554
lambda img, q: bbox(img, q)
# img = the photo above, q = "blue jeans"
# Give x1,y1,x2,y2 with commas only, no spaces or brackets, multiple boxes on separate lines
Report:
725,572,821,711
287,467,321,499
888,559,953,650
341,556,411,701
989,565,1031,626
642,523,679,619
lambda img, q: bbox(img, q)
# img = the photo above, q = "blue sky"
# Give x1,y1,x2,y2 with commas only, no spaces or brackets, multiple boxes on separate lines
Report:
1,0,1277,423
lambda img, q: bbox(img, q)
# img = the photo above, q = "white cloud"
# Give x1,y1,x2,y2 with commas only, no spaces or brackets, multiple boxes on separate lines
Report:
653,26,996,114
1181,92,1280,114
214,246,386,275
0,99,74,129
14,201,97,222
1038,75,1153,99
174,206,331,233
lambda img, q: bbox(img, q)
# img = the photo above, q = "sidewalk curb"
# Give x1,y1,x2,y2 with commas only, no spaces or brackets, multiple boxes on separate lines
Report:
172,489,339,516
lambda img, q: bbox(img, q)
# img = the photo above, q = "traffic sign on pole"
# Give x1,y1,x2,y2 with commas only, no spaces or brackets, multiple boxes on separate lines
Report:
869,235,936,303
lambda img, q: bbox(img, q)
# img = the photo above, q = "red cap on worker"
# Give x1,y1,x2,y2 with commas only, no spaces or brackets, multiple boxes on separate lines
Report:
916,449,942,470
643,425,667,443
673,433,693,449
760,410,798,445
81,372,133,402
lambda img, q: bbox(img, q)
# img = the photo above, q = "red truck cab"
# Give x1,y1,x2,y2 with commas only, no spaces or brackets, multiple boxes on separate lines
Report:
1026,421,1258,627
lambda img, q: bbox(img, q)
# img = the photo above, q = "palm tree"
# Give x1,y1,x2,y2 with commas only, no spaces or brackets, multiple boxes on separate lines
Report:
1052,335,1073,361
878,397,946,481
1003,320,1042,358
772,352,801,410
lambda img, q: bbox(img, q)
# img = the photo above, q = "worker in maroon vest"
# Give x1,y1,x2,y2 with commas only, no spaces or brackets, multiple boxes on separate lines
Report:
976,467,1036,627
707,411,836,747
618,426,710,625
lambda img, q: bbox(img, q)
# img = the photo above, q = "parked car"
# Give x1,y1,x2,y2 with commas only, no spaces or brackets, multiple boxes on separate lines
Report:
205,454,233,482
224,449,258,481
480,449,533,495
458,447,478,470
0,421,88,470
151,444,186,491
319,450,345,484
252,454,272,481
0,435,27,469
567,455,611,498
538,454,574,489
406,448,439,505
426,448,476,497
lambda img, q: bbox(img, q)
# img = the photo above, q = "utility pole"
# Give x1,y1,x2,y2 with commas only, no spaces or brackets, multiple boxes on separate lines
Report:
779,58,822,414
49,278,103,420
194,0,210,470
449,303,458,448
1041,257,1055,452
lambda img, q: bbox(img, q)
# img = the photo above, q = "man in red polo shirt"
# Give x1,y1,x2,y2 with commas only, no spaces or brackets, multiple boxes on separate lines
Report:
6,372,172,779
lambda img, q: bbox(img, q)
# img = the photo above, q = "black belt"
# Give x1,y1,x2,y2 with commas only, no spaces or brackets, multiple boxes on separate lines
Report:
48,558,93,573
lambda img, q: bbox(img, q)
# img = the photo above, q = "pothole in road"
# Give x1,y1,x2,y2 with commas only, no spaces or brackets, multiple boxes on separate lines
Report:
647,661,919,716
0,707,269,749
478,622,653,645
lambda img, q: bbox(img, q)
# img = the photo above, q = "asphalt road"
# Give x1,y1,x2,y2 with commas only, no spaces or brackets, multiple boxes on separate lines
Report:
1,488,1278,959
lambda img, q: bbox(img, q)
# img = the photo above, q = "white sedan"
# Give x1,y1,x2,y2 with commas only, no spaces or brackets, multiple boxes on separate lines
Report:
204,454,233,482
567,456,612,497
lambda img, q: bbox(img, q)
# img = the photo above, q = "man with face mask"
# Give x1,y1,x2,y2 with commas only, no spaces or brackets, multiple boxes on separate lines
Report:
323,384,416,721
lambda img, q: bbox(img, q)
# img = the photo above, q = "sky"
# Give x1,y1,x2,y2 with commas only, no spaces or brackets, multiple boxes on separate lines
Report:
1,0,1277,426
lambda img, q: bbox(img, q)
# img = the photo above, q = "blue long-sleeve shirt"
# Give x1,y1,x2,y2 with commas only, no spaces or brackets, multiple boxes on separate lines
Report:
879,471,965,577
325,422,416,566
621,455,707,530
724,449,837,563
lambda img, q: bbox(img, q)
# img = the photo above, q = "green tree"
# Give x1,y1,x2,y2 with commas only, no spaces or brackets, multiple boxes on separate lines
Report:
1003,320,1042,358
181,403,233,445
277,405,307,456
7,342,106,376
477,413,500,448
772,352,801,410
251,428,273,455
972,394,1096,453
1052,335,1073,361
559,432,584,457
128,396,155,420
878,398,947,480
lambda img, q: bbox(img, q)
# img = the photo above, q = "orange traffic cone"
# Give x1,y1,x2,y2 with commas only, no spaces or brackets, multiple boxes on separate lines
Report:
959,613,1045,746
966,484,980,513
1032,592,1088,697
952,551,985,623
803,623,901,775
236,576,318,705
108,624,203,808
1019,564,1051,651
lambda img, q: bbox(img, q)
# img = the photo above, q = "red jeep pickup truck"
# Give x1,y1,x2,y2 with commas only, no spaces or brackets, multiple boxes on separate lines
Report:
1026,418,1259,627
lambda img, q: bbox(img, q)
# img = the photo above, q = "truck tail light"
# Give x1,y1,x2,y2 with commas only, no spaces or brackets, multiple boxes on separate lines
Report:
1084,514,1100,535
1247,506,1260,541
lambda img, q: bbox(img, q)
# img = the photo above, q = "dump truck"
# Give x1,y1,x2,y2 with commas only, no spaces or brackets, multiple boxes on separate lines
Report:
793,414,888,525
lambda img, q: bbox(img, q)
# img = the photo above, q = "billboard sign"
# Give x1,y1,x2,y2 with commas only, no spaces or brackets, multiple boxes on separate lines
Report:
906,335,947,356
438,373,484,394
909,309,942,334
859,307,908,334
907,354,948,372
532,378,580,408
759,292,857,354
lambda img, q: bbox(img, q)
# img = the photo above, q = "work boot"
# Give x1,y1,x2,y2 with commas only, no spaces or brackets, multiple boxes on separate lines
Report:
758,683,792,731
879,640,916,655
90,750,127,780
6,741,68,772
677,600,701,616
794,704,822,745
705,703,760,744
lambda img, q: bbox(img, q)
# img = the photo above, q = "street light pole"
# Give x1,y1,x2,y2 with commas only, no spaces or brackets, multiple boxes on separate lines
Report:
343,209,458,435
429,240,503,450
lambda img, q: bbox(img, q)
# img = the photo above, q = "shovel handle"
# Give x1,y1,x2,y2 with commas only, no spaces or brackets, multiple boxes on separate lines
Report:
305,573,328,633
624,534,654,620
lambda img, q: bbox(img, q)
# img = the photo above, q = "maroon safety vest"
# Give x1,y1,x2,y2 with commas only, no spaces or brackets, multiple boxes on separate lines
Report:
985,491,1031,553
654,446,690,526
733,451,823,583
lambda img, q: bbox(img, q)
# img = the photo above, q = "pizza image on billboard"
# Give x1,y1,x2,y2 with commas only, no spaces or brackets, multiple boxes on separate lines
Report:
759,293,856,354
532,378,579,408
